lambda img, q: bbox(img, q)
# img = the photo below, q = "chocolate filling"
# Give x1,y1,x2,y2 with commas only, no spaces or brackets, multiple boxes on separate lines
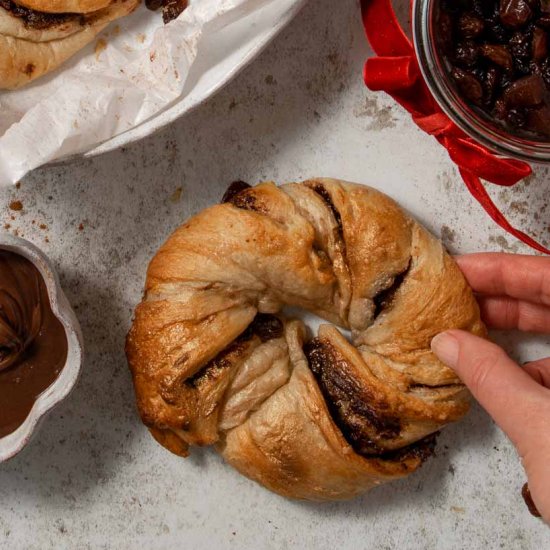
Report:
305,338,401,455
185,339,247,390
186,314,283,388
310,183,344,239
373,261,412,318
381,432,438,463
0,250,68,439
224,185,265,213
221,180,252,204
0,0,81,29
305,337,436,463
240,313,284,343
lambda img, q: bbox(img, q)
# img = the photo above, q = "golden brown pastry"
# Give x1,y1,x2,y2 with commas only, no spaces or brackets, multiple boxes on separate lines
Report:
0,0,139,89
126,179,486,501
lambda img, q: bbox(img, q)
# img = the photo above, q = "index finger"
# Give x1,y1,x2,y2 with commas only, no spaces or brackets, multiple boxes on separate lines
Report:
456,253,550,306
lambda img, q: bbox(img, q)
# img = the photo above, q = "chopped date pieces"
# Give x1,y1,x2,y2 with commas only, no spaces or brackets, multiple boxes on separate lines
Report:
145,0,188,23
500,0,532,28
532,27,548,60
459,13,485,38
503,73,545,106
162,0,187,23
452,67,484,104
480,44,514,70
437,0,550,138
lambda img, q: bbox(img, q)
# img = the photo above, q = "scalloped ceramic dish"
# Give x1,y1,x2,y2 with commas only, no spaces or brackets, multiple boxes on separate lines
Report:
0,235,83,463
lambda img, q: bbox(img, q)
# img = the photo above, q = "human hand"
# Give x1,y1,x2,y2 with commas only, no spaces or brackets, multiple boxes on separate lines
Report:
430,253,550,523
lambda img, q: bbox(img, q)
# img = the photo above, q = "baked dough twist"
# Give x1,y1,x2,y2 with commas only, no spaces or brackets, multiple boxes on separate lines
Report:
126,179,485,501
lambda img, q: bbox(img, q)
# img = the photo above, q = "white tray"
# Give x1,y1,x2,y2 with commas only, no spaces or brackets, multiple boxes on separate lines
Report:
85,0,307,158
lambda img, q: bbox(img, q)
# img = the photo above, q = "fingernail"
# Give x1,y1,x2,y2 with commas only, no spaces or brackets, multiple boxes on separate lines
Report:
431,332,460,369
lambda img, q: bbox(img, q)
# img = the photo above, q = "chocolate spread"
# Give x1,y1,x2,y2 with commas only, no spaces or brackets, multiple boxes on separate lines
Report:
0,250,68,439
0,0,80,30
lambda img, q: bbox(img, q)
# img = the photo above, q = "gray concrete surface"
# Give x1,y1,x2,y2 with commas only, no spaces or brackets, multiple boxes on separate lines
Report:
0,0,549,548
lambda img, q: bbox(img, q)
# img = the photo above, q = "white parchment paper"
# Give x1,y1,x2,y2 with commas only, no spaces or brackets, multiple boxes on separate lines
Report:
0,0,298,185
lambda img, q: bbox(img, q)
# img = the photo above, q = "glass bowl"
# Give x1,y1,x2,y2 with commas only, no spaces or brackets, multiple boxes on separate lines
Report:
412,0,550,163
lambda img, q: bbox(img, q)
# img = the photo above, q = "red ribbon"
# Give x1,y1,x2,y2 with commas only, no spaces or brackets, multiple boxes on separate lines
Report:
361,0,550,254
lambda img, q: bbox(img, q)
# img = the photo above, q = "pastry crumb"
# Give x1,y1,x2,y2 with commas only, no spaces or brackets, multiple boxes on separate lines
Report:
95,39,107,61
9,200,23,212
170,187,182,203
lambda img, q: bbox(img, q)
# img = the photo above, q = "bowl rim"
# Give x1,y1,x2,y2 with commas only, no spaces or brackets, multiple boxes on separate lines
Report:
0,235,83,463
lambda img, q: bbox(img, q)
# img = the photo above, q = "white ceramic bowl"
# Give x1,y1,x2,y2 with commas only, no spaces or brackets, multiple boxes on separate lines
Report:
0,235,83,463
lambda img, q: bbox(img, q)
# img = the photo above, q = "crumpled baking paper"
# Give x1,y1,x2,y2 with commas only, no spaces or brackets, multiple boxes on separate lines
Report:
0,0,303,185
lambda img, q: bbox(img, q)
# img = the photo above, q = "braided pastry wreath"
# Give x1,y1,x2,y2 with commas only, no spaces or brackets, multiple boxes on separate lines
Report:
126,178,485,501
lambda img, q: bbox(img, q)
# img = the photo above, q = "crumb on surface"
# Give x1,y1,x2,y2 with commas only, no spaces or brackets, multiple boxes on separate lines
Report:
170,187,182,203
9,200,23,212
95,39,107,61
440,225,457,244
